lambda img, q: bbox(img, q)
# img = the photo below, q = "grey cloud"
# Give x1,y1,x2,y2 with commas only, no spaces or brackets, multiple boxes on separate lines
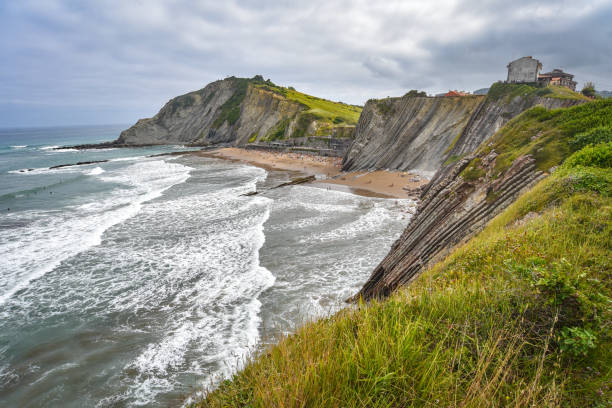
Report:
1,0,611,127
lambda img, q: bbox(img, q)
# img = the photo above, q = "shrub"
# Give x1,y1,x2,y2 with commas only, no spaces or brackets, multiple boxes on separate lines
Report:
535,88,553,97
582,82,596,98
560,327,597,357
564,142,612,169
404,89,427,97
460,158,484,181
569,126,612,151
375,99,395,117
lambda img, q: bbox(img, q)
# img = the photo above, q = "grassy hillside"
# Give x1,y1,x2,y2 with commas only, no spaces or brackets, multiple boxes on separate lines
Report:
461,99,612,182
207,76,361,141
251,80,361,141
252,82,362,125
194,100,611,408
486,82,591,103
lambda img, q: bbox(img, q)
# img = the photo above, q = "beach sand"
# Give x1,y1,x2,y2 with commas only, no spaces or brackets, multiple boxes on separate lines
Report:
194,147,429,199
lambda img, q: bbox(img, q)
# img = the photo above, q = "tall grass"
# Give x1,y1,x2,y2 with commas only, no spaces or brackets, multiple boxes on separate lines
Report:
194,103,612,408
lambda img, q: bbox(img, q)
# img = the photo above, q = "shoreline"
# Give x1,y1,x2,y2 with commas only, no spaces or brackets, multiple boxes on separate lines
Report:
193,147,429,199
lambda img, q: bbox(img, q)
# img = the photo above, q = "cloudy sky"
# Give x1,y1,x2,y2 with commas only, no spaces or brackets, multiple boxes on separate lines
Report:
1,0,611,127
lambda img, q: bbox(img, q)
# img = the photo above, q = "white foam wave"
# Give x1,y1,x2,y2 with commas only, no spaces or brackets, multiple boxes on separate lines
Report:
92,182,274,404
86,166,105,176
110,156,144,162
10,145,27,149
39,145,59,150
0,159,192,305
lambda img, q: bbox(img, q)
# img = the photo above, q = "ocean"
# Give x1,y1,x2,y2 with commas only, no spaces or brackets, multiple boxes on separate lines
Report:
0,125,415,407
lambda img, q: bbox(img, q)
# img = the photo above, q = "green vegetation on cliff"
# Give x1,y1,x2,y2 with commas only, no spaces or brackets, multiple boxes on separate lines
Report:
211,76,361,141
253,82,362,126
195,100,612,408
486,82,591,103
460,99,612,179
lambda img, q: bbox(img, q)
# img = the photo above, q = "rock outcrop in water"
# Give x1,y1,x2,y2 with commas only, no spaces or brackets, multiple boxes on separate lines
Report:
116,76,361,154
354,84,588,300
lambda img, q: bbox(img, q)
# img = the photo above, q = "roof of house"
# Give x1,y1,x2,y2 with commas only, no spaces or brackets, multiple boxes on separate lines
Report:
507,56,542,70
444,90,470,97
539,69,574,79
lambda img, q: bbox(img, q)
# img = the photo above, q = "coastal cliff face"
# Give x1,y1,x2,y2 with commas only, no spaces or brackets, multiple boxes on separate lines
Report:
117,76,360,150
355,86,588,300
342,95,484,174
343,85,586,175
117,77,305,146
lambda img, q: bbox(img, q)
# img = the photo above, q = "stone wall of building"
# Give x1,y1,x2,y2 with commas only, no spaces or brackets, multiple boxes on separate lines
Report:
506,56,541,83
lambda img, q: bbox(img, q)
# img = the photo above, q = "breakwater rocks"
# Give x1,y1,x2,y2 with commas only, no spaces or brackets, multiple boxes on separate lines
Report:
354,89,587,300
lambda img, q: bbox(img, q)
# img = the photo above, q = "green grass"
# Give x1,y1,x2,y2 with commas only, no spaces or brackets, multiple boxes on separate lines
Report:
261,117,291,142
486,82,590,104
212,77,252,128
252,82,362,126
460,99,612,179
211,76,362,139
444,132,463,155
196,148,612,408
460,157,485,181
194,100,612,408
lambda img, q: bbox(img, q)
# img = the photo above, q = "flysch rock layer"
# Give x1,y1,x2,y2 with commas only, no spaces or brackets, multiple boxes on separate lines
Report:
117,78,305,146
342,95,484,174
354,94,586,300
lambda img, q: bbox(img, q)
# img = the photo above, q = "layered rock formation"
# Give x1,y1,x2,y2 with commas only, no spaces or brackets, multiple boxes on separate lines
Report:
344,87,585,175
342,95,484,174
116,76,359,150
117,77,306,146
354,86,587,300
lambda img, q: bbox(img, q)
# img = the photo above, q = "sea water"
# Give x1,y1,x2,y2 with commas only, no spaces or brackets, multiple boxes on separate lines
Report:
0,125,416,407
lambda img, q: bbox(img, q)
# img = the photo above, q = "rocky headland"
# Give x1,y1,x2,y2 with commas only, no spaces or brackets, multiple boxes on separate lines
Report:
94,74,610,406
115,76,361,157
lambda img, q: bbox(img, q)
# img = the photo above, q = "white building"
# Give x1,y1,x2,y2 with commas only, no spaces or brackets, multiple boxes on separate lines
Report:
506,56,542,83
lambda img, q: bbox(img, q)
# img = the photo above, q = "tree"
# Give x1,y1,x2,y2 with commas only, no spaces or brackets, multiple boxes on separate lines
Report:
581,81,596,98
404,89,427,97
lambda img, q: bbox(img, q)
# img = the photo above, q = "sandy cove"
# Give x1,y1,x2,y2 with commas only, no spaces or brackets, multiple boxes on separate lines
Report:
194,148,429,199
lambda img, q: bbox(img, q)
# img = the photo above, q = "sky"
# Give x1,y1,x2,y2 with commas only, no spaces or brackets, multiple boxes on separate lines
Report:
1,0,611,127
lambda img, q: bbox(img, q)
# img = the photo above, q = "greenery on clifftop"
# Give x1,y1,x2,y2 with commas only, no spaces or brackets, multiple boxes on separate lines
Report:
195,100,611,408
209,76,361,141
486,82,591,103
252,81,362,126
461,99,612,179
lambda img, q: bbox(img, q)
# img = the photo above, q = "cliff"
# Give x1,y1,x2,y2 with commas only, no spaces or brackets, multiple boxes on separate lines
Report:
355,85,592,300
342,95,484,174
343,84,590,175
199,99,612,408
117,76,361,148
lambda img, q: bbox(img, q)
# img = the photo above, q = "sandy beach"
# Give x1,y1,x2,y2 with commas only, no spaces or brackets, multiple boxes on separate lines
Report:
195,148,429,198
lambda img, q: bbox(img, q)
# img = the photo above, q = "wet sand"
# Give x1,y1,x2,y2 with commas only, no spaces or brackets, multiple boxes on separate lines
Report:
194,148,429,199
